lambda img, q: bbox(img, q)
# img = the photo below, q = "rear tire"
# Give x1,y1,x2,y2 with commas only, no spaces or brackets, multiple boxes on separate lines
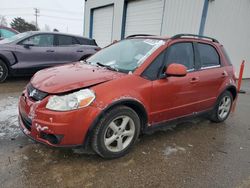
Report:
209,91,233,123
0,60,8,83
92,106,140,159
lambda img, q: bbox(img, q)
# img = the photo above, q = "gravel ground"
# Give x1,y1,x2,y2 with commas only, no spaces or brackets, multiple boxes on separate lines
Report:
0,77,250,188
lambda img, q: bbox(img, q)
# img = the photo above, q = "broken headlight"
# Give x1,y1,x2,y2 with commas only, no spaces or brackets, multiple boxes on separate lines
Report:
46,89,95,111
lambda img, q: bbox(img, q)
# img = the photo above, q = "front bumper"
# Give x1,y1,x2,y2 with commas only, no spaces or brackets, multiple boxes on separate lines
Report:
18,91,101,147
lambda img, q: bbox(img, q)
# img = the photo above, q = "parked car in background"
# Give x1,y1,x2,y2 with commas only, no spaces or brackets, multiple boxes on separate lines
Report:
0,31,99,82
0,26,19,40
19,34,237,159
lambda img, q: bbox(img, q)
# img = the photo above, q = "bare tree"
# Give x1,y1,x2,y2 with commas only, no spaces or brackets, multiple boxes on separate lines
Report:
0,15,7,26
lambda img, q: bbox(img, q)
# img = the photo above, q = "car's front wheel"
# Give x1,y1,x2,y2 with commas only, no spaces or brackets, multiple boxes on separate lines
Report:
92,106,140,159
0,60,8,83
210,91,233,123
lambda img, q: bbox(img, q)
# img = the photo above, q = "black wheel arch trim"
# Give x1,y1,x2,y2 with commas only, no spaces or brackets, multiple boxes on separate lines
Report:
82,98,149,150
0,54,11,67
223,85,237,100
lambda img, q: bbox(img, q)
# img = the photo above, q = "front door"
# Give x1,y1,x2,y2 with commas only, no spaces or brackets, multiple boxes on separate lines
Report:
15,34,57,73
151,42,200,123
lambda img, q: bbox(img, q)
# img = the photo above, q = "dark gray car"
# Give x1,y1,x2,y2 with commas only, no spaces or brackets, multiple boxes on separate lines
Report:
0,31,99,82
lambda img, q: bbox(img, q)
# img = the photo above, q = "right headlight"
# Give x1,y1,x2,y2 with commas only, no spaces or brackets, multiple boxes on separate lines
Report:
46,89,95,111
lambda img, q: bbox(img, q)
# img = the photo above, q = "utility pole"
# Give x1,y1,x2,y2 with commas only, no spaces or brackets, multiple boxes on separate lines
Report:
34,8,40,30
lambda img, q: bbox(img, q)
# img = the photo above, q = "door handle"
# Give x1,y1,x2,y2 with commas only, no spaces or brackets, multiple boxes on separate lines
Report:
190,77,199,83
76,50,83,52
46,50,55,52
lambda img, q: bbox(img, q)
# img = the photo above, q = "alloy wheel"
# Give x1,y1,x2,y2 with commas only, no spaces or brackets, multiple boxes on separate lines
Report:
218,96,232,120
104,115,135,152
0,65,3,79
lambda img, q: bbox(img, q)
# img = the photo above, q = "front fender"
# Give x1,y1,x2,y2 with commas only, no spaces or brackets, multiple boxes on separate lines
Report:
0,51,17,66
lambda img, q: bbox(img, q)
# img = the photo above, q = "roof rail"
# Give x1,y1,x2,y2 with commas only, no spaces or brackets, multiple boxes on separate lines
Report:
171,34,219,43
126,34,155,38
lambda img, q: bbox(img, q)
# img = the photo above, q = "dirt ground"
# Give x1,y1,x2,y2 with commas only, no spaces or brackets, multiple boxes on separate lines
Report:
0,77,250,188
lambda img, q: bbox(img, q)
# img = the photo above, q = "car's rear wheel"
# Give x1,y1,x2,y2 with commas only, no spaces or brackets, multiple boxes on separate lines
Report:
0,60,8,83
92,106,140,159
210,91,233,123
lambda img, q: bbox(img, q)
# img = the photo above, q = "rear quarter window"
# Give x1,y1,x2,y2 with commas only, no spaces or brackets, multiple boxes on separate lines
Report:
77,37,97,46
221,47,232,65
57,35,79,46
198,43,220,67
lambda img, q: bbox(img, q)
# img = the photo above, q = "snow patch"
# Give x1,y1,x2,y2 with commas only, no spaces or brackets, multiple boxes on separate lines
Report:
163,146,186,157
0,96,21,139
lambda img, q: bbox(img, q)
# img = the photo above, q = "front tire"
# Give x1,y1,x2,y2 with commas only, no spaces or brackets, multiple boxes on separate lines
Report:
92,106,140,159
0,60,8,83
210,91,233,123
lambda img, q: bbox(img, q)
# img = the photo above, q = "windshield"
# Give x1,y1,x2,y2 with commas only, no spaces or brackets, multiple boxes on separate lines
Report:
86,39,165,73
0,32,31,44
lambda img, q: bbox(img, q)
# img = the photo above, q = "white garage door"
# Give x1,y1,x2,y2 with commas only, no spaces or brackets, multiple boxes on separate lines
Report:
124,0,165,37
92,5,114,47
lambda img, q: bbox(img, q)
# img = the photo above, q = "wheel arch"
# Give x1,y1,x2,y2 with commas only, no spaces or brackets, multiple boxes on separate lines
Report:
79,54,92,61
0,54,11,68
225,85,237,100
82,99,149,150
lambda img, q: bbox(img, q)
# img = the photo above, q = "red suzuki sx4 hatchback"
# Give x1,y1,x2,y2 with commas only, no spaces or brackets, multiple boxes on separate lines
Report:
19,34,237,159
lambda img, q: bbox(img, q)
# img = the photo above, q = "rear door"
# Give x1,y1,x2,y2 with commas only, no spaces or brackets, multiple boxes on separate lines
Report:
193,42,226,111
150,42,201,123
53,34,82,64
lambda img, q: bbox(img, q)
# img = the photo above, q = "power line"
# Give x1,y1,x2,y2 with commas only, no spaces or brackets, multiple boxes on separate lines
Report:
4,14,82,22
0,7,82,15
39,15,82,21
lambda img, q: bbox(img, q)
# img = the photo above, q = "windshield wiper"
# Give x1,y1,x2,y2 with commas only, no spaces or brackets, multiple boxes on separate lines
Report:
96,62,118,72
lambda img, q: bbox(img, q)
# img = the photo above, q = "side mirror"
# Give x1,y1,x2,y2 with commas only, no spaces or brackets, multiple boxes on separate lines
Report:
23,42,35,49
165,63,187,77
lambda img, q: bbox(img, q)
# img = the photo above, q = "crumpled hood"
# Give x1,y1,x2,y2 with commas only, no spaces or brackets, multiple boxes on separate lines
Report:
31,62,125,93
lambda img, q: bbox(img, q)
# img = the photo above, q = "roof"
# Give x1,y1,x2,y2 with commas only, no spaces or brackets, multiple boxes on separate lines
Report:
27,31,94,40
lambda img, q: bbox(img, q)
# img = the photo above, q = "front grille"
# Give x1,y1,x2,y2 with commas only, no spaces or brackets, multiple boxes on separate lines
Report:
27,84,48,101
20,113,32,131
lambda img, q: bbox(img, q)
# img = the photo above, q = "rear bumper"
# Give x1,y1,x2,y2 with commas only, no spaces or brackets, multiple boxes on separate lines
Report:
18,92,101,147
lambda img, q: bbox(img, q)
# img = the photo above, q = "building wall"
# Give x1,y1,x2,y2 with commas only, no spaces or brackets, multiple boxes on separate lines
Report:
162,0,203,36
204,0,250,78
84,0,203,41
84,0,250,78
84,0,124,42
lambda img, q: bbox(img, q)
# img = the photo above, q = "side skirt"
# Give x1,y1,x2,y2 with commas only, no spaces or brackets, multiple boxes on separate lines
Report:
143,109,213,135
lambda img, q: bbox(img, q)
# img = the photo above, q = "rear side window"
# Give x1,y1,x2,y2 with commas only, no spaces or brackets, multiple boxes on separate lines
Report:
77,37,97,46
165,42,194,70
57,35,79,46
198,43,220,67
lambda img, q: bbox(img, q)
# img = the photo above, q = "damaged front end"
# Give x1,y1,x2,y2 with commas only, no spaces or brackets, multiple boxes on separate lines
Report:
18,83,102,147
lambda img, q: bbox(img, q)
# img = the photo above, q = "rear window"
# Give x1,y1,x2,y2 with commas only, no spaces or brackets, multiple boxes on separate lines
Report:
221,47,232,65
198,43,220,67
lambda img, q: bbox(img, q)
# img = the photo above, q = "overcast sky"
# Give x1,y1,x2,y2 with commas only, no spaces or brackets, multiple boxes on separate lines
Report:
0,0,85,35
